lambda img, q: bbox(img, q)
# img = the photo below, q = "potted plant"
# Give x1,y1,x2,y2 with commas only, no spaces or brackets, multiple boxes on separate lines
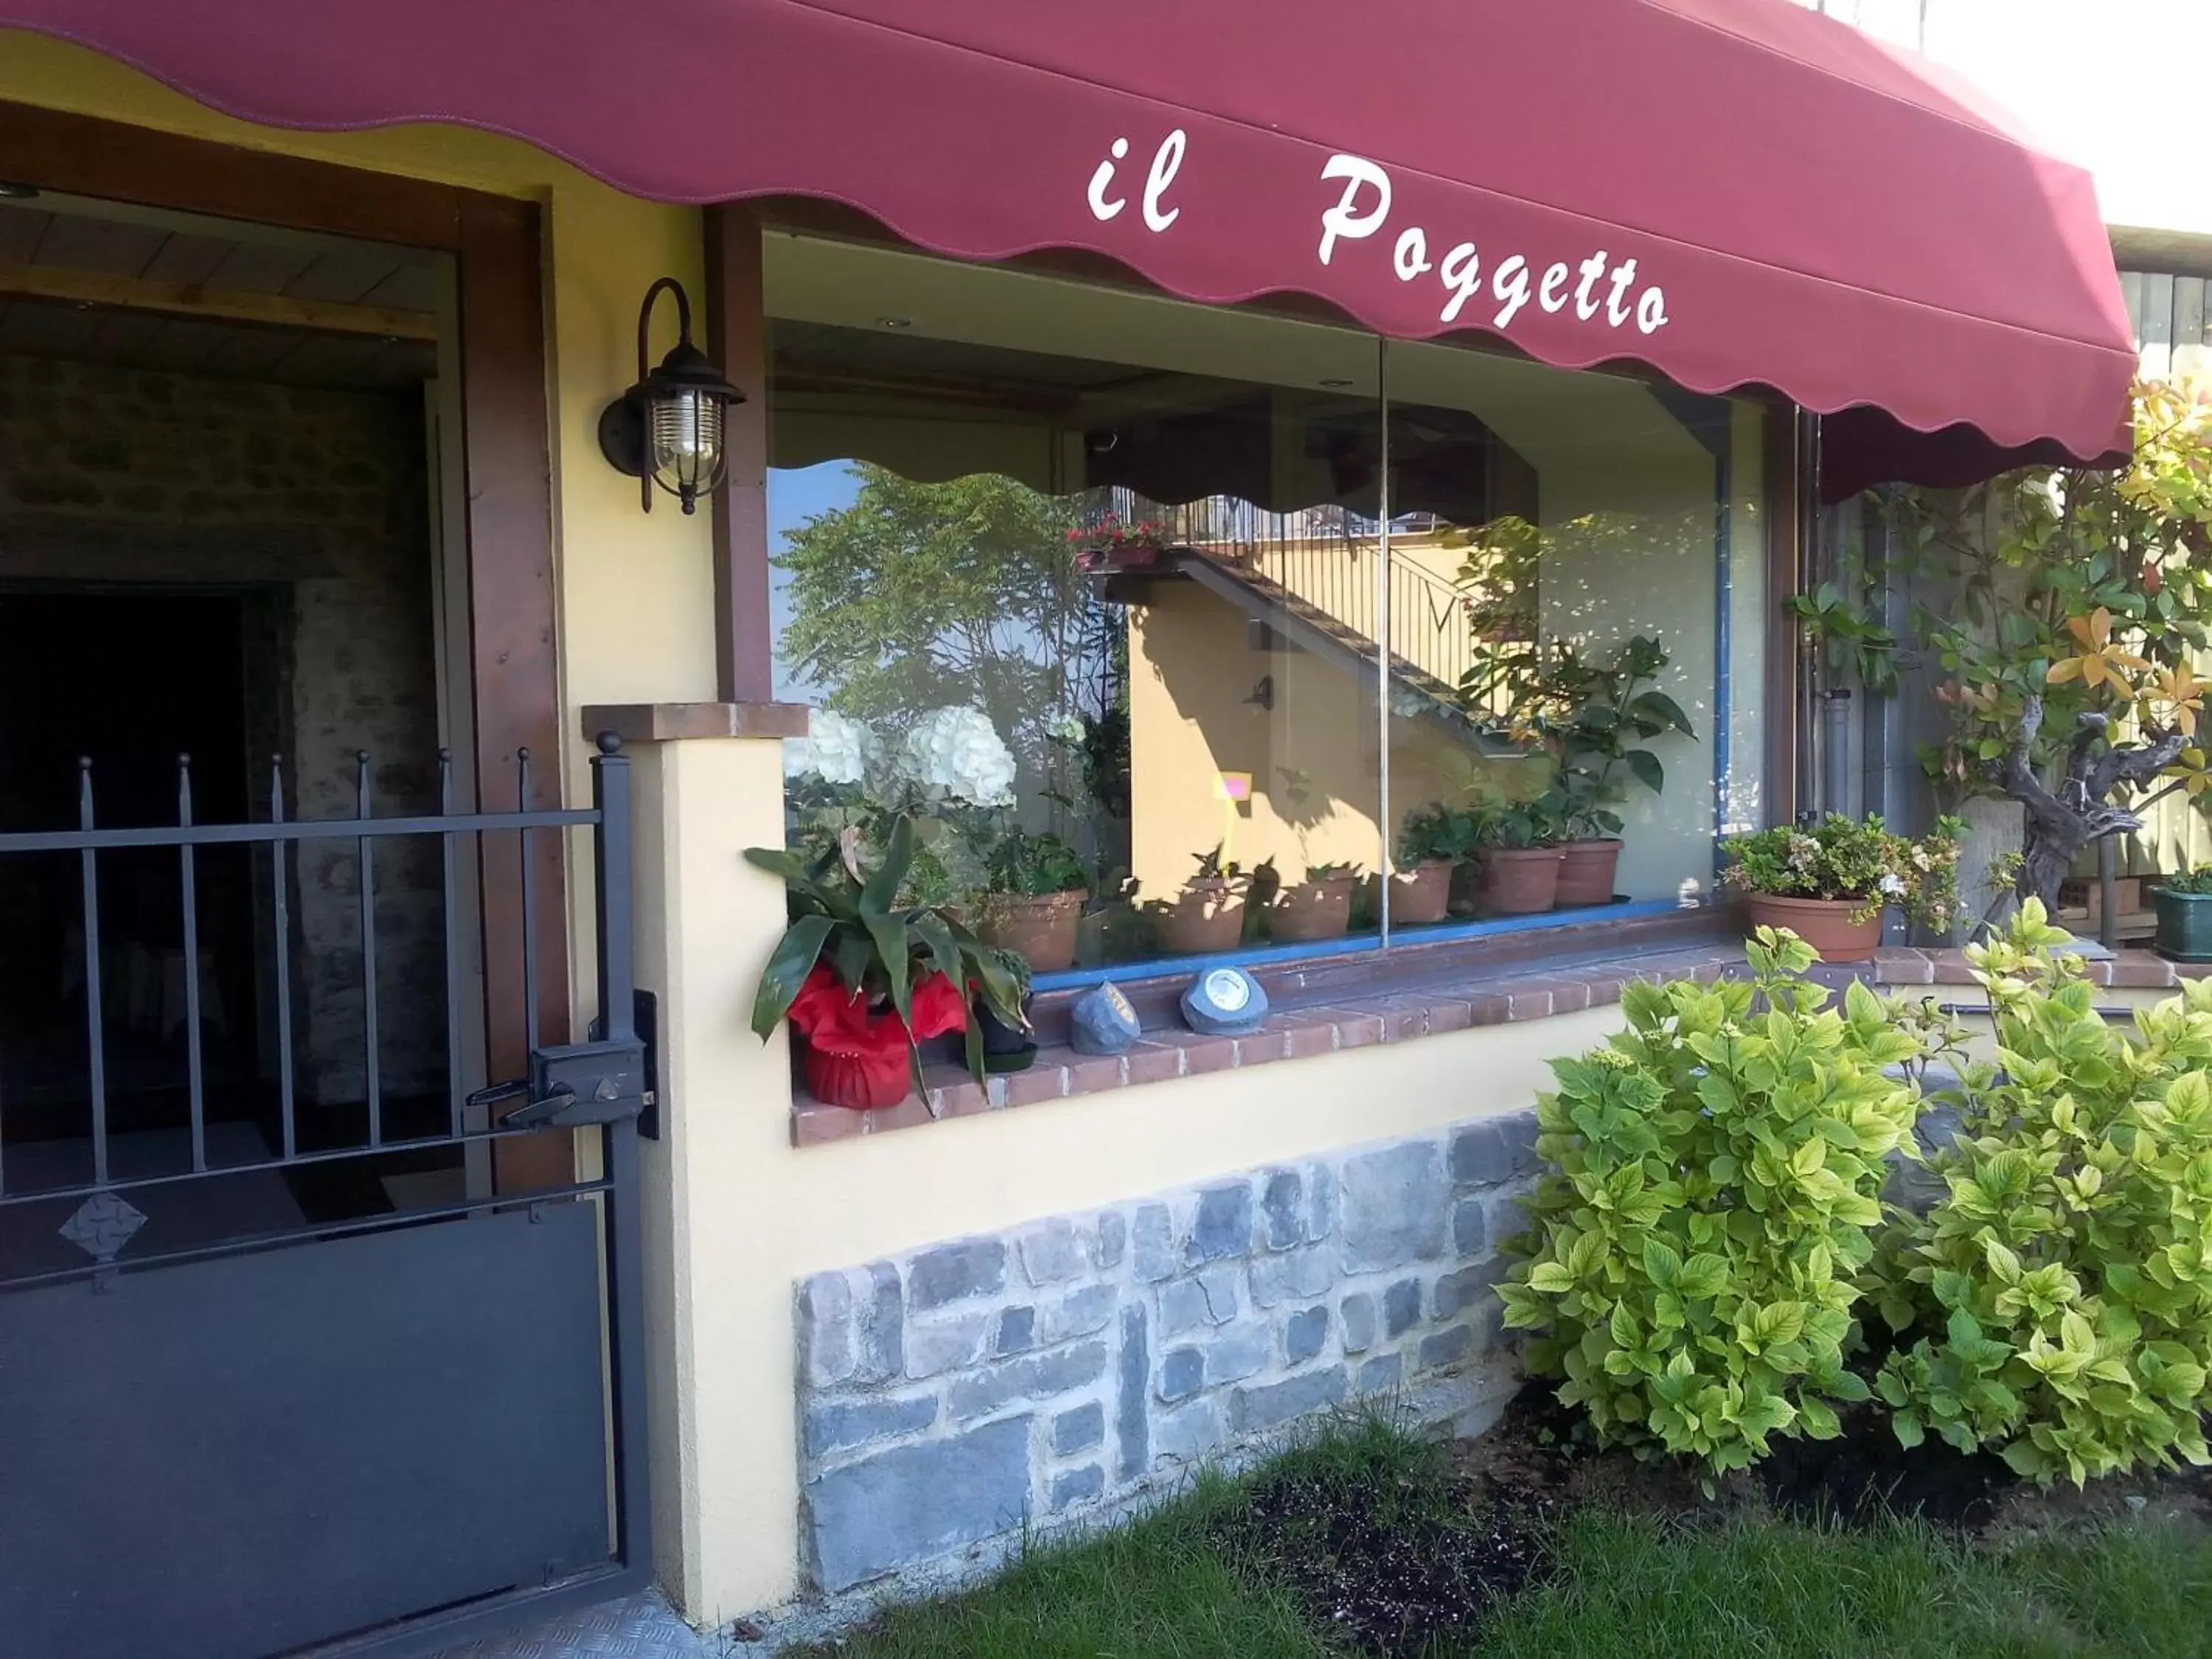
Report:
976,825,1090,973
1550,637,1694,906
1149,844,1248,956
1068,518,1169,574
2153,866,2212,961
975,947,1040,1072
1472,792,1568,915
745,818,1025,1110
1722,812,1964,961
1471,635,1692,909
1269,860,1364,943
1392,802,1477,925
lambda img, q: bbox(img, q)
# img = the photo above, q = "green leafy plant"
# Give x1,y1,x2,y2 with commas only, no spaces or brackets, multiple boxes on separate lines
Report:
1500,928,1930,1484
1722,813,1965,931
2158,866,2212,897
1869,900,2212,1485
1397,802,1479,866
1301,860,1363,883
745,818,1026,1086
1462,627,1693,844
1472,790,1571,851
1838,384,2212,909
1188,843,1248,886
984,824,1089,896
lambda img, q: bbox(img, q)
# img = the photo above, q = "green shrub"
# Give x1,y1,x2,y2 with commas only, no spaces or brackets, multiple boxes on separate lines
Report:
1871,900,2212,1485
2159,866,2212,897
1500,929,1931,1482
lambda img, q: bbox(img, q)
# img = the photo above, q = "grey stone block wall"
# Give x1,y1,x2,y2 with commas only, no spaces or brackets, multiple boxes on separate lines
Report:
793,1108,1540,1595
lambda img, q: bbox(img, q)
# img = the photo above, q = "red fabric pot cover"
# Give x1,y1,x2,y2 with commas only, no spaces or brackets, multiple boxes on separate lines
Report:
785,964,967,1110
801,1037,913,1112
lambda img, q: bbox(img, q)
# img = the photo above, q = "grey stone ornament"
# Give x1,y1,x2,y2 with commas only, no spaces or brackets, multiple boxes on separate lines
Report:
1071,981,1142,1054
1180,967,1267,1035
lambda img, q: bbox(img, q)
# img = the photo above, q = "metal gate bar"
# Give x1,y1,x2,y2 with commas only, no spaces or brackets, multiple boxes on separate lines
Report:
0,737,650,1659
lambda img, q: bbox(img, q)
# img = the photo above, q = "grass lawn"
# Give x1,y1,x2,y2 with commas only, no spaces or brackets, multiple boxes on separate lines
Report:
781,1416,2212,1659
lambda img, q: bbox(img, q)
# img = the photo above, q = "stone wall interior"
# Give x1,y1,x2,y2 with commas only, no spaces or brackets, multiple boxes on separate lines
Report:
794,1108,1541,1596
0,355,445,1105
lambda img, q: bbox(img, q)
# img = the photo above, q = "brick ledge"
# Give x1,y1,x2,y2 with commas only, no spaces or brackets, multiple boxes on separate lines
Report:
1871,946,2211,990
790,944,1741,1149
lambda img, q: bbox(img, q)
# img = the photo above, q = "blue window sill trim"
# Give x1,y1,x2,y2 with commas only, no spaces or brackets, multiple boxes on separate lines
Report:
1031,897,1695,995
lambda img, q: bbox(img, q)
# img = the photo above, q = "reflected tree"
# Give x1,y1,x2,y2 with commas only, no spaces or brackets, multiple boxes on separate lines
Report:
776,465,1110,751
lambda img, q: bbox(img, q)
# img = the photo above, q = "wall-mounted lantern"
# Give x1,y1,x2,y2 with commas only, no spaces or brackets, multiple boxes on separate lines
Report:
596,276,745,515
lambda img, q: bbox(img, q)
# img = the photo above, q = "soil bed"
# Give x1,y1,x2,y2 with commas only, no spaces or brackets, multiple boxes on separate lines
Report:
1218,1436,1548,1658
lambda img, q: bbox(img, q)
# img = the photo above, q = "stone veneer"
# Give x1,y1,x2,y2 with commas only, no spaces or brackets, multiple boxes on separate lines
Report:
792,1109,1541,1595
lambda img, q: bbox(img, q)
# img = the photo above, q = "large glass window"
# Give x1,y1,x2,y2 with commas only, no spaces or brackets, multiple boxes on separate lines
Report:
765,234,1769,984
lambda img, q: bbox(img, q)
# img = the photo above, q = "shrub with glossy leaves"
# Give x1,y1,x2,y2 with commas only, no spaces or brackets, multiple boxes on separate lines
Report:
1500,929,1931,1482
1871,900,2212,1485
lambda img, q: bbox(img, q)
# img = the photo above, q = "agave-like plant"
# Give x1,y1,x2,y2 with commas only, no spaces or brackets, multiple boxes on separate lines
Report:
745,816,1027,1088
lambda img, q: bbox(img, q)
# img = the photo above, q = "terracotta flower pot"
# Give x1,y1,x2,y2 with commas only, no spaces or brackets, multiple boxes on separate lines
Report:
1270,874,1360,943
1388,859,1455,926
1479,847,1562,916
1745,893,1882,961
1160,879,1245,956
1556,839,1623,908
978,888,1088,973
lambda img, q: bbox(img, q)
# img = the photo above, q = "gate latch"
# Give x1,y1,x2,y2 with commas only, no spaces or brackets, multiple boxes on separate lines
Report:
495,1038,648,1130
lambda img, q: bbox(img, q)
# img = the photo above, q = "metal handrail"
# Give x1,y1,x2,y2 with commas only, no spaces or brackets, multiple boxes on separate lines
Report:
1134,497,1474,687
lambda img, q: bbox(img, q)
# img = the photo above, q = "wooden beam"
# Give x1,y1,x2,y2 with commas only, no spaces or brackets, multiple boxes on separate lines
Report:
0,100,465,250
1764,406,1804,829
0,260,438,339
706,202,773,703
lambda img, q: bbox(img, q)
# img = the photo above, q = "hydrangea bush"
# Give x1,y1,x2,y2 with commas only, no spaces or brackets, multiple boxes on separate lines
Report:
1500,929,1930,1484
1870,900,2212,1485
899,705,1018,808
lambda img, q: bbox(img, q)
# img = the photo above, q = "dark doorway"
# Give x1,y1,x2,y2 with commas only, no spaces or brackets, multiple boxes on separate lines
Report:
0,590,265,1169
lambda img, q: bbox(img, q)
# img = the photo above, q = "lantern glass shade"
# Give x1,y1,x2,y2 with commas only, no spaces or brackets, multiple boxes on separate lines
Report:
648,386,726,507
597,275,745,515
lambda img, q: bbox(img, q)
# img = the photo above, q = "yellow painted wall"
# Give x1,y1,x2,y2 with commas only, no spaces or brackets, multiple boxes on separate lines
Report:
1124,580,1518,899
637,732,1624,1618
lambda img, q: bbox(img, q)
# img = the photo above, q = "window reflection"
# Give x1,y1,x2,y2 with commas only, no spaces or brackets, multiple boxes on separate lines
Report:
768,242,1385,974
763,235,1768,984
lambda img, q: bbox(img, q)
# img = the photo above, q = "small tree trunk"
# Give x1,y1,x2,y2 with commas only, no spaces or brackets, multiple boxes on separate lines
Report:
2015,811,2090,913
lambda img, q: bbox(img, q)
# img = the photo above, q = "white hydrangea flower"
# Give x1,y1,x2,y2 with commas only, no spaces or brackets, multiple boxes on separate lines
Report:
900,705,1018,807
1046,712,1086,745
783,708,876,786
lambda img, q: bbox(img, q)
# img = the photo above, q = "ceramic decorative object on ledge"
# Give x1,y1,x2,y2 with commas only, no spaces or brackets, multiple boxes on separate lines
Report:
1554,838,1622,908
2154,870,2212,961
1180,966,1267,1035
1268,866,1361,943
1071,981,1141,1054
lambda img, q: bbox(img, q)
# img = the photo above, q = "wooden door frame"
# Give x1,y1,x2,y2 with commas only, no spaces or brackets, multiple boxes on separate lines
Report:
0,100,570,1148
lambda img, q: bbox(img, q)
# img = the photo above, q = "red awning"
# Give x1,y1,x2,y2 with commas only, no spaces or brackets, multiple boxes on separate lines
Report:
4,0,2136,494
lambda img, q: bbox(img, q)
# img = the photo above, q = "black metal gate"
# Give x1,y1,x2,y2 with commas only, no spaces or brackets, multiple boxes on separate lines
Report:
0,738,650,1659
